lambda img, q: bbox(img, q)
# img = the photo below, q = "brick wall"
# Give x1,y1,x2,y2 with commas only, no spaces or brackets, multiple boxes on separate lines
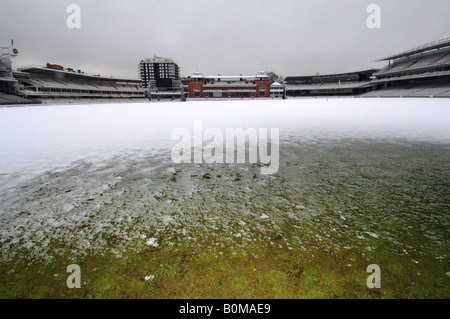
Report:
188,81,205,98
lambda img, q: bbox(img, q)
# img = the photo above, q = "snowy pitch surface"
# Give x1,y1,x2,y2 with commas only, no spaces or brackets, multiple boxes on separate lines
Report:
0,99,449,263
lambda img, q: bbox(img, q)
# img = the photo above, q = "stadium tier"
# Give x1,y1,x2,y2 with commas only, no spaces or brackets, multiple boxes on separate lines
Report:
0,92,37,105
363,38,450,97
284,70,376,97
362,82,450,98
17,66,146,99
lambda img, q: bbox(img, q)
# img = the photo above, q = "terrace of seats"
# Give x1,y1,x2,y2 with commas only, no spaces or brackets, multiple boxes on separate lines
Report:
20,76,143,96
376,50,450,77
0,92,37,105
362,81,450,98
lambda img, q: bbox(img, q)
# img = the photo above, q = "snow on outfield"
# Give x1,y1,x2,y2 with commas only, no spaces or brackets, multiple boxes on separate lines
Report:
0,98,449,262
0,98,449,182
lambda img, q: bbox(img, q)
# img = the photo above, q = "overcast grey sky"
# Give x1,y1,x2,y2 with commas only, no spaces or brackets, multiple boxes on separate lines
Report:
1,0,450,79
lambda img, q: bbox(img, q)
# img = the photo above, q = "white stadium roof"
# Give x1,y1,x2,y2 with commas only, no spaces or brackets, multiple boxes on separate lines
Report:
377,37,450,61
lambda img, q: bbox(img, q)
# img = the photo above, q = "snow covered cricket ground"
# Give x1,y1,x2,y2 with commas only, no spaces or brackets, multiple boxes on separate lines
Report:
0,98,448,298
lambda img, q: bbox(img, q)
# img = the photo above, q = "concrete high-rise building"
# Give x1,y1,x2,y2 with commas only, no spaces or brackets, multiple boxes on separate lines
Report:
138,56,181,90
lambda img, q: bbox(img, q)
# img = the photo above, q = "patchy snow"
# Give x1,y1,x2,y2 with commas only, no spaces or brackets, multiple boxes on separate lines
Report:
146,238,159,248
0,99,448,264
0,99,449,188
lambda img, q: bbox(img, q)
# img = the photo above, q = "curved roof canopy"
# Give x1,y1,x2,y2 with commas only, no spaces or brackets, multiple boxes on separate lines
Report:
377,37,450,61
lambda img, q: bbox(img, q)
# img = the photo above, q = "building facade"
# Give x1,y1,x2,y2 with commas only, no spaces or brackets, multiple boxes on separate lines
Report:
270,81,285,98
188,71,271,98
363,37,450,97
284,70,376,97
139,56,181,90
0,45,19,94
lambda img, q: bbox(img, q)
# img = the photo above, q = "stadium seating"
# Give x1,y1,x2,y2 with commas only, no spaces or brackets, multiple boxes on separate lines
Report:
15,67,146,100
367,39,450,98
362,82,450,98
376,49,450,77
0,92,36,105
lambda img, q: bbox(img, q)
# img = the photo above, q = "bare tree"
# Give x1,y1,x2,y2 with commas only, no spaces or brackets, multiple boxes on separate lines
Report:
267,71,284,83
